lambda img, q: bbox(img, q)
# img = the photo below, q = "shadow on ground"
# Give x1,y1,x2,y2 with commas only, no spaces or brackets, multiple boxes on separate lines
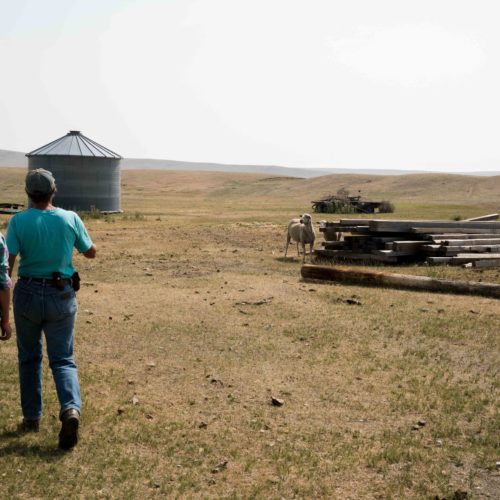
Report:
0,429,66,460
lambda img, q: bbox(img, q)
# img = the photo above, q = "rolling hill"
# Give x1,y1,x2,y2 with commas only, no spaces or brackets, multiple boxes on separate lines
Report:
1,148,498,178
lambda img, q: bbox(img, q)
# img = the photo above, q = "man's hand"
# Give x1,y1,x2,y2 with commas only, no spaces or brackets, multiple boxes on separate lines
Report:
83,244,97,259
0,321,12,341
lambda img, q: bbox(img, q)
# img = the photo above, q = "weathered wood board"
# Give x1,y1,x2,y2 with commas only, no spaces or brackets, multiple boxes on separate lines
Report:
390,241,427,252
471,259,500,268
426,233,500,240
301,264,500,298
314,249,398,263
465,213,499,222
442,238,500,246
413,227,500,235
370,220,500,233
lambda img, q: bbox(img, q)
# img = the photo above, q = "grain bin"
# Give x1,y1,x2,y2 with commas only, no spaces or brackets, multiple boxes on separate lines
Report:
26,131,122,212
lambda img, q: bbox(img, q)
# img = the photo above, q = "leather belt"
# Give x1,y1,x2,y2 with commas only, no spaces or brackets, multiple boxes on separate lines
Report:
19,276,72,286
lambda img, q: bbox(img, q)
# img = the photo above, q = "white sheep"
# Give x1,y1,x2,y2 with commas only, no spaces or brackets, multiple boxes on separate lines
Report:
285,213,316,263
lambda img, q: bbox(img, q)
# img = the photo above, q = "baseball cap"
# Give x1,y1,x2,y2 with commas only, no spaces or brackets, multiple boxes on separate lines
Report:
25,169,56,195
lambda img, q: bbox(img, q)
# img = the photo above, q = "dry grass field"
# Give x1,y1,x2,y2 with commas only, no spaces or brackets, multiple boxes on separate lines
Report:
0,167,499,499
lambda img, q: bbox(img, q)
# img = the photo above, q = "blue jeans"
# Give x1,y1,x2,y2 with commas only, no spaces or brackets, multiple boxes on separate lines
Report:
13,279,81,420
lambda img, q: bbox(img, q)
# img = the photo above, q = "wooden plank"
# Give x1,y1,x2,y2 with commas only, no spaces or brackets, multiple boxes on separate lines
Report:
465,213,499,222
421,244,445,254
373,237,404,243
391,241,427,252
336,226,371,234
443,245,500,253
411,244,498,257
440,249,461,257
373,249,415,256
339,219,375,226
320,225,370,233
413,227,500,235
430,233,500,240
343,235,372,241
447,253,500,264
345,228,410,236
370,220,500,233
313,250,397,263
343,235,372,250
472,259,500,268
301,265,500,298
454,253,500,259
442,238,500,246
430,234,500,242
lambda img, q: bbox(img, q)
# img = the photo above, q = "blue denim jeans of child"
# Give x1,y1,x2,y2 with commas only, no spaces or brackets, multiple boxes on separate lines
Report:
13,278,81,420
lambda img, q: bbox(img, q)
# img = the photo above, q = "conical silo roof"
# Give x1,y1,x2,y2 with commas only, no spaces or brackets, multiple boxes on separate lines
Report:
26,131,121,159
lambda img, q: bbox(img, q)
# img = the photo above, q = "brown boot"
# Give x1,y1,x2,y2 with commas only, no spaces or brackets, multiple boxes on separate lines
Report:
18,418,40,433
58,409,80,450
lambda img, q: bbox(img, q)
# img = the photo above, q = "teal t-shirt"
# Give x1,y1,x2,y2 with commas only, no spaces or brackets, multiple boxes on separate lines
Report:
6,208,93,279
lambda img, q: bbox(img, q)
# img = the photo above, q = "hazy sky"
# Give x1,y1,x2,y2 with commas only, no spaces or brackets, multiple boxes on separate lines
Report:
1,0,499,171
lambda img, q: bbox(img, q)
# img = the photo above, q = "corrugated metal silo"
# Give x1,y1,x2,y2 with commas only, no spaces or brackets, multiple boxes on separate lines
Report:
26,131,122,212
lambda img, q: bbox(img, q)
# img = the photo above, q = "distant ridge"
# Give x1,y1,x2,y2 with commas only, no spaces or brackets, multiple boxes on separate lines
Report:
1,149,498,178
0,149,26,168
120,157,430,178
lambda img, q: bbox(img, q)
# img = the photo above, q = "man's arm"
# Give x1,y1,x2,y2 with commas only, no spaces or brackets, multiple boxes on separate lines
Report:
8,254,16,277
0,288,11,341
82,244,97,259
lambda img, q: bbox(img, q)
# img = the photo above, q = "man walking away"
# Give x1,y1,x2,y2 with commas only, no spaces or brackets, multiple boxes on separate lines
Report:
7,168,96,450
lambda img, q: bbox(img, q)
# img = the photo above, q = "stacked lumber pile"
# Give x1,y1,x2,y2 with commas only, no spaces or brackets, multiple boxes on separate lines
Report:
316,215,500,267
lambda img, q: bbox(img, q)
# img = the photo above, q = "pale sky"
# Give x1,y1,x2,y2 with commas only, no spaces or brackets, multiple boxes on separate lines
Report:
1,0,499,171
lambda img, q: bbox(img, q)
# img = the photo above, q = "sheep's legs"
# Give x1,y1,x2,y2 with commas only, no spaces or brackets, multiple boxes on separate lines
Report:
284,234,291,257
284,235,312,261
